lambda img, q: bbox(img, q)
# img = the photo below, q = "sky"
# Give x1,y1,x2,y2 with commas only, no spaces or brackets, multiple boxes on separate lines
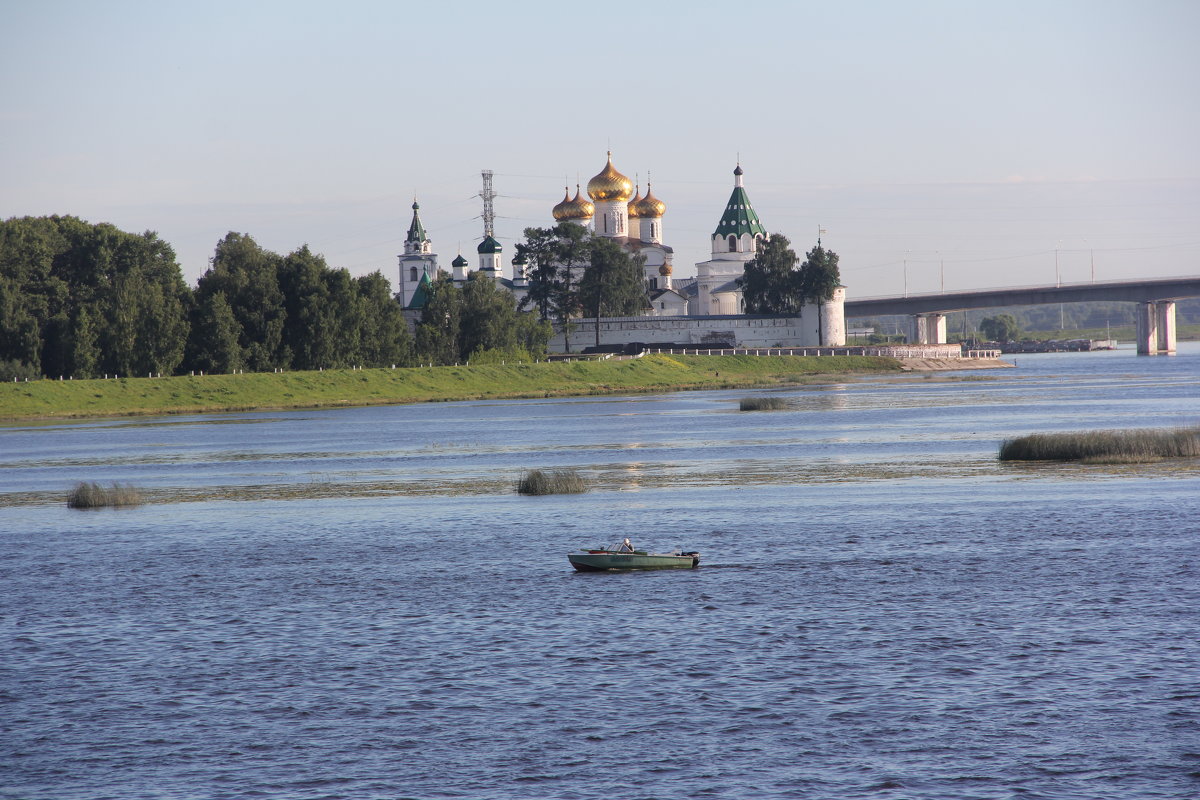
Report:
3,0,1198,298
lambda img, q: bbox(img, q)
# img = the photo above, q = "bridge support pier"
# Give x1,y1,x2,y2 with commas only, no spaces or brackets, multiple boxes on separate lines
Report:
1135,302,1157,355
1136,300,1177,355
1157,300,1177,354
909,313,947,345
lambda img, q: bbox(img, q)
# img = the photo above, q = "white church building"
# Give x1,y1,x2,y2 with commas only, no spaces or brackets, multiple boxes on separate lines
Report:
398,154,845,349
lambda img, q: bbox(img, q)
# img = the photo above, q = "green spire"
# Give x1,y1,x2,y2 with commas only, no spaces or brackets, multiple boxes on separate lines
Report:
713,165,766,239
406,200,427,244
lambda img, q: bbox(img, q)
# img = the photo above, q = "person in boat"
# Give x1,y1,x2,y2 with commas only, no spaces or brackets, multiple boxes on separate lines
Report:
617,538,634,552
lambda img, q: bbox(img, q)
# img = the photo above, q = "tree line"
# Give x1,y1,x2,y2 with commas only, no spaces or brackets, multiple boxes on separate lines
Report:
0,216,554,380
1,217,841,380
1,216,193,380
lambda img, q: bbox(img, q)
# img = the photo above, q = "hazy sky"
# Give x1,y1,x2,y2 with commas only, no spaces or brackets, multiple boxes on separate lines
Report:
4,0,1198,298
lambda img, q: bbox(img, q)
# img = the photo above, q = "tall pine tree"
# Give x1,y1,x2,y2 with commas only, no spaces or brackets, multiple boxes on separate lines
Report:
578,237,649,320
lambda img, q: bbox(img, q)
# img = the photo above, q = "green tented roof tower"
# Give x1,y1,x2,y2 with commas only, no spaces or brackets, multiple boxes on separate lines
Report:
712,164,766,254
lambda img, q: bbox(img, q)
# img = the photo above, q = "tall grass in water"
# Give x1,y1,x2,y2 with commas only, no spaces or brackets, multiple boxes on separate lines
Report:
739,396,793,411
999,428,1200,463
67,482,144,509
517,469,587,495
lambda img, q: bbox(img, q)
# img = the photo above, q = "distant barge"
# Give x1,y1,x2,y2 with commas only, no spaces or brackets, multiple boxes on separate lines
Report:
996,339,1117,353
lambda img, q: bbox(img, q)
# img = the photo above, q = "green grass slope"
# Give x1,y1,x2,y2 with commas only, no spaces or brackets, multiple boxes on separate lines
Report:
0,354,902,421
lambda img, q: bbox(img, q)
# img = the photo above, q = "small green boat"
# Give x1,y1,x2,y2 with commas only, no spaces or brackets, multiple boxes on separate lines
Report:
568,543,700,572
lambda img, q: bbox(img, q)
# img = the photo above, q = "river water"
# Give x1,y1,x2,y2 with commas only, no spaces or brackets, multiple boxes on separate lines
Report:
2,345,1198,800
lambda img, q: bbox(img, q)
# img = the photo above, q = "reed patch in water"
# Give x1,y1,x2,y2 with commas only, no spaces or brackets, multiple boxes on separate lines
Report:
517,469,587,495
999,428,1200,463
739,396,794,411
67,481,145,509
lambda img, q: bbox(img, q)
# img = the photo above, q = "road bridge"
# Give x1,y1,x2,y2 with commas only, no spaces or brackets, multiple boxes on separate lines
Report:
844,276,1200,355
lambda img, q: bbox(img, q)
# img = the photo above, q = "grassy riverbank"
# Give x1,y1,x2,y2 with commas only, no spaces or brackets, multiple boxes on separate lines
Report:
0,354,903,421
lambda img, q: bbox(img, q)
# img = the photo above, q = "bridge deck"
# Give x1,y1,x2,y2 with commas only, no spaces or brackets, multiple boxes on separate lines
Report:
845,276,1200,316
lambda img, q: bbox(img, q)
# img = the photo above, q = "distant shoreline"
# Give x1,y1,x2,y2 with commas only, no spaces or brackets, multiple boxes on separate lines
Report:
0,353,1010,423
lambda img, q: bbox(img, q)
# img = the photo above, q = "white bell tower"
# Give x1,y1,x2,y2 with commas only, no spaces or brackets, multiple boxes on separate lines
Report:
398,200,438,308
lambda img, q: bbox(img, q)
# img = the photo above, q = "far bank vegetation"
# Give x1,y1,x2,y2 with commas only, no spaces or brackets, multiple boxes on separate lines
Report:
999,428,1200,464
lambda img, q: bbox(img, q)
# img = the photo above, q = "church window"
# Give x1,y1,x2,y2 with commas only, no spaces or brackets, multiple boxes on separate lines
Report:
727,234,737,252
409,266,417,281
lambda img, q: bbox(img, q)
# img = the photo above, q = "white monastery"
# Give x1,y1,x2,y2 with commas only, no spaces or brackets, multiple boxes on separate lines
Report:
397,154,846,349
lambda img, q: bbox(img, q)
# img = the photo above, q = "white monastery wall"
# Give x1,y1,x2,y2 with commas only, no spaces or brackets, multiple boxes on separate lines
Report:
549,303,845,352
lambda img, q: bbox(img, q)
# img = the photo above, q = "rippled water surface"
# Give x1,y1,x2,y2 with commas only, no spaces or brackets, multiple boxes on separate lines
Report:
2,345,1199,799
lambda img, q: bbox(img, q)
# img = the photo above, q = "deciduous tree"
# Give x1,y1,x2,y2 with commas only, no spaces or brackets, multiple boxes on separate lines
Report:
980,314,1021,342
70,306,100,378
460,272,521,361
414,274,463,365
740,234,800,314
275,244,330,370
355,271,413,367
187,291,243,374
197,233,287,371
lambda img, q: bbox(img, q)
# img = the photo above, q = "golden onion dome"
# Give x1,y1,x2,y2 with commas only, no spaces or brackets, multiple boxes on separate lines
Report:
627,186,644,218
551,187,574,221
587,152,634,202
632,183,666,218
567,186,594,219
658,263,672,276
